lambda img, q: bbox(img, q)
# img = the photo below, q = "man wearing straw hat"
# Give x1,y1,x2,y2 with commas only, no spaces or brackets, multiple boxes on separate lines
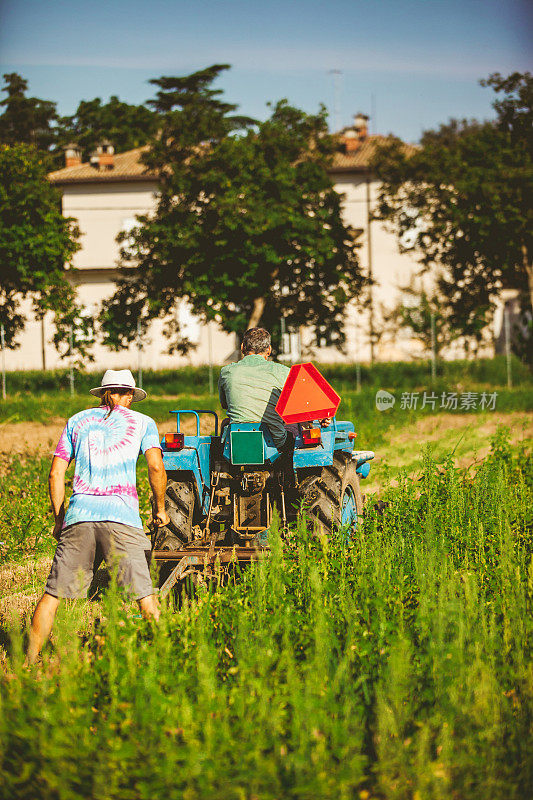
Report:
27,369,169,663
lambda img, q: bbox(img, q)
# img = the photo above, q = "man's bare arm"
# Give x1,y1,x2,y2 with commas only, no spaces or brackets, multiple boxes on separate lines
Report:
145,447,170,526
49,456,69,539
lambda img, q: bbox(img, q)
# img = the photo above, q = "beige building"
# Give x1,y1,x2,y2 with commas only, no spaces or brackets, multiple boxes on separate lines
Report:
5,121,495,370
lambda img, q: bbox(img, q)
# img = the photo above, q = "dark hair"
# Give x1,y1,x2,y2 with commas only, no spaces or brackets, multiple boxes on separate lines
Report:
241,327,271,355
100,388,133,418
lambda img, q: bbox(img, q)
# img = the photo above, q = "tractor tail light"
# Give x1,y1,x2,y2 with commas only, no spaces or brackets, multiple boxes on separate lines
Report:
301,426,322,447
165,433,185,450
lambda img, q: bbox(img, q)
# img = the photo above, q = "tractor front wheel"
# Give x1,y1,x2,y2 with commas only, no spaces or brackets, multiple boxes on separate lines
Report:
299,452,363,536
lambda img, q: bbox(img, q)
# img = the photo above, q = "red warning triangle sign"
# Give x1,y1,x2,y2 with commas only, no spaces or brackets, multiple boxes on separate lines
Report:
276,363,341,424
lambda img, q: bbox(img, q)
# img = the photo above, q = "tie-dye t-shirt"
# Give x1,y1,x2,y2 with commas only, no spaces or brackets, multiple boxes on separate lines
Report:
54,405,161,529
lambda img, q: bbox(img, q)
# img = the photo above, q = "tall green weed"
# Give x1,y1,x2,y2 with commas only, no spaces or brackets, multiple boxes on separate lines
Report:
0,436,532,799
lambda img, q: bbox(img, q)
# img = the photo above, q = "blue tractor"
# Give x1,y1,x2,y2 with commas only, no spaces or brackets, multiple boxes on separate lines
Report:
151,365,374,591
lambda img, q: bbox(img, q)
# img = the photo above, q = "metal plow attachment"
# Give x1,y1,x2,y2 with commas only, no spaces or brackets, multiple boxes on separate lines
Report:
154,546,267,599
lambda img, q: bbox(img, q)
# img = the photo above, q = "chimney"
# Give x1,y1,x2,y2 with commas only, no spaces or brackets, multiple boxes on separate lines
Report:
340,113,370,154
90,140,114,170
343,130,359,153
64,143,82,168
353,113,369,141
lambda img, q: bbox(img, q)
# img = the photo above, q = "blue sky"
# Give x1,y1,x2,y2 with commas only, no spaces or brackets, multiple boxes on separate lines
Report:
0,0,531,142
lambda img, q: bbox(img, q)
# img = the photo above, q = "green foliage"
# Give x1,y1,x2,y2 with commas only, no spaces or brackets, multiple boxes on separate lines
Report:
100,65,363,352
0,355,529,398
386,287,457,357
1,438,532,798
319,353,532,390
481,71,533,150
0,73,160,168
372,72,533,357
57,95,159,163
0,357,531,433
0,143,87,354
0,73,58,156
0,455,57,563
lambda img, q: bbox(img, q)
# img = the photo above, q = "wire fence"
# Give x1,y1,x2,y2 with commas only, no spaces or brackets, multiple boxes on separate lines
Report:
0,310,518,400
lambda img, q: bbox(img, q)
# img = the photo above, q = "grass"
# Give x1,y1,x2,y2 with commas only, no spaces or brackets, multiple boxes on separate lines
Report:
0,433,532,798
1,355,530,396
1,357,531,436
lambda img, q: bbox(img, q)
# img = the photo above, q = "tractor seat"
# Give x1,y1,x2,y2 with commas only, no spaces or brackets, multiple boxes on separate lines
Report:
221,422,281,466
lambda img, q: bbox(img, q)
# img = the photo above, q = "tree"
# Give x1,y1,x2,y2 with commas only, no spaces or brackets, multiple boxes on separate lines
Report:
0,73,58,156
57,95,159,162
0,144,86,357
372,72,532,356
100,65,363,353
386,284,478,358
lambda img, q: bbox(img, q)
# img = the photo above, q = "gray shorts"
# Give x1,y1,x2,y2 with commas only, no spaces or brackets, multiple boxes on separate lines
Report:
45,521,154,601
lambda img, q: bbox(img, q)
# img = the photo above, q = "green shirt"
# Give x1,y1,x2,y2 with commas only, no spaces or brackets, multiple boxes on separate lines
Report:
219,354,291,447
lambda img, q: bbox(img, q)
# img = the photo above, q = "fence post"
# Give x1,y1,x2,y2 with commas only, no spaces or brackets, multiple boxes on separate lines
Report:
41,316,46,371
354,318,361,392
430,312,437,386
69,325,75,396
504,307,512,388
0,323,6,400
137,318,143,390
208,321,214,396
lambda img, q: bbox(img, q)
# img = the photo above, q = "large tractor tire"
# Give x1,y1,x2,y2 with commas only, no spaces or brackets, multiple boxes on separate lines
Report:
152,477,196,550
299,452,363,536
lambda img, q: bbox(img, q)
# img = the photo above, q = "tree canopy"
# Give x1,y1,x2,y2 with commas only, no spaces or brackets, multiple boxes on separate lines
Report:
0,73,58,157
0,143,83,354
100,65,363,353
372,72,532,353
0,73,160,167
57,95,159,162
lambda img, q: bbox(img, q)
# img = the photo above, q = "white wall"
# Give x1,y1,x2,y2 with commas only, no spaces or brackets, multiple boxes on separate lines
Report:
62,181,159,270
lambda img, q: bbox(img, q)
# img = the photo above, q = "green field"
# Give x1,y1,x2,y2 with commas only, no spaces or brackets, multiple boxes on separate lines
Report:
0,359,532,798
1,356,531,487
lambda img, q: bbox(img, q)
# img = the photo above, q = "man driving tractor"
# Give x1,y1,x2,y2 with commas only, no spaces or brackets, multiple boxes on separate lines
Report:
218,328,294,452
218,327,330,454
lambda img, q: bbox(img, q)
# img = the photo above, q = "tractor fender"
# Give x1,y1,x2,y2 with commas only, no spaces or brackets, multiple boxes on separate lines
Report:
351,450,375,479
351,450,375,465
163,438,212,513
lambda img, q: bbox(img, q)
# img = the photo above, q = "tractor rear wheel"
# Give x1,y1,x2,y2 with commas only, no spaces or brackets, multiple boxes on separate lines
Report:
152,477,196,550
299,452,363,536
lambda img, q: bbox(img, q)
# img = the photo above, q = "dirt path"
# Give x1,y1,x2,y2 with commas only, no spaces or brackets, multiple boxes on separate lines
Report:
384,411,532,461
0,416,209,456
364,410,532,493
0,421,65,456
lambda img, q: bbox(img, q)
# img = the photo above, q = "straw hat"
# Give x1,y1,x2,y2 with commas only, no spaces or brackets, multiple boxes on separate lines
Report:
90,369,146,402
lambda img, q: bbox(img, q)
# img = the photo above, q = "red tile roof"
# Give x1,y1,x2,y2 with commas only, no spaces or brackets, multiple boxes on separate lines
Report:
330,135,417,172
49,135,416,184
48,146,157,185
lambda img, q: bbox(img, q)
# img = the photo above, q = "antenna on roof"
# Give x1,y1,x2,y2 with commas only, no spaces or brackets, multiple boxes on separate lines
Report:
328,69,342,132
